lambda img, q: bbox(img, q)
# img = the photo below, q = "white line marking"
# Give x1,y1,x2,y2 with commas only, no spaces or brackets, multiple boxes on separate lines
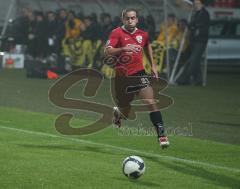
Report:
0,125,239,173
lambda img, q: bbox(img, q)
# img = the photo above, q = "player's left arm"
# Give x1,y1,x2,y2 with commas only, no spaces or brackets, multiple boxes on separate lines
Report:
144,40,158,78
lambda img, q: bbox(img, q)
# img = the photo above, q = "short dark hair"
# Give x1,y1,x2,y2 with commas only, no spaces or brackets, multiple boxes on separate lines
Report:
121,8,138,19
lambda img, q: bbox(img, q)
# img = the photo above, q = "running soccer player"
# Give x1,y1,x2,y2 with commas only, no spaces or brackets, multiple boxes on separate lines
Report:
104,8,169,148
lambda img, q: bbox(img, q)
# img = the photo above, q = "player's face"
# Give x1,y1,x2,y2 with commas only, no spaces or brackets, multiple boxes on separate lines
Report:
122,11,138,32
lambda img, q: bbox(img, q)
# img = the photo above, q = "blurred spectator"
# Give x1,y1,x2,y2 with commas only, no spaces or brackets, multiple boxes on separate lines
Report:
80,16,100,68
62,11,86,70
46,11,58,55
168,19,190,74
50,9,68,73
178,0,210,85
26,10,37,57
90,14,102,41
145,15,156,42
176,19,190,54
138,16,146,30
65,10,85,40
82,16,94,40
11,7,31,45
151,14,178,74
55,9,67,54
112,16,121,28
82,16,101,41
157,13,178,48
100,13,113,41
35,11,48,57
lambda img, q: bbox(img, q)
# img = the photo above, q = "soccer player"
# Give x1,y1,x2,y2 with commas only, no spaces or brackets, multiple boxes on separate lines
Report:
104,8,169,148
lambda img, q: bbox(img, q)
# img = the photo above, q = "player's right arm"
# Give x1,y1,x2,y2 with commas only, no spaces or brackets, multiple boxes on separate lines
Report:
105,46,138,56
104,30,138,56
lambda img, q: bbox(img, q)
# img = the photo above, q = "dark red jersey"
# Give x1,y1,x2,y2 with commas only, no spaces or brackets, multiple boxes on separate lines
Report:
105,26,150,76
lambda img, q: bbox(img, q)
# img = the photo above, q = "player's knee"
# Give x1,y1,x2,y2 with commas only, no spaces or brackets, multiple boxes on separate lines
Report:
142,98,155,105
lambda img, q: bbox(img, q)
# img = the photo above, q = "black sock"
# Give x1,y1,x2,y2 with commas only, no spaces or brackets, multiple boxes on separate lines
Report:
150,111,165,137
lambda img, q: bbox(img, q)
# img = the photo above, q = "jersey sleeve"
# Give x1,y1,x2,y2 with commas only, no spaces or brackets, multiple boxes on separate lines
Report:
105,30,119,49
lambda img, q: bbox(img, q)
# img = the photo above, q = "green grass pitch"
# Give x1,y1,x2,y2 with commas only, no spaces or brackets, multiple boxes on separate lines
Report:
0,70,240,189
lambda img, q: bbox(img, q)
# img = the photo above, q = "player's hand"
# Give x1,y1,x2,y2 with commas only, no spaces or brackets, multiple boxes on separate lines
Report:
151,64,158,80
122,44,140,53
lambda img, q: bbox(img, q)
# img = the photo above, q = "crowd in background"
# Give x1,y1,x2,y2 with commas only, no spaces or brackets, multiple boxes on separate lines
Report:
3,7,203,82
8,8,156,56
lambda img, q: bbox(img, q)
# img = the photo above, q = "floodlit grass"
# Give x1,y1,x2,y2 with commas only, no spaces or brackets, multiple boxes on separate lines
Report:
0,70,240,189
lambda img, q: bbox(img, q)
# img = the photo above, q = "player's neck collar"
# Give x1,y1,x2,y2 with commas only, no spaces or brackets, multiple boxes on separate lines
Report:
121,25,138,34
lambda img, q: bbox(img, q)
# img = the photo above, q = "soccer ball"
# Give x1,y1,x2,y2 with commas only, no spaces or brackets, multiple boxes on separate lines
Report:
122,155,145,179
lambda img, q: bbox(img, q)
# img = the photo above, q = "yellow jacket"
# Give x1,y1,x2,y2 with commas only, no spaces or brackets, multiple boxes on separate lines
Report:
157,23,178,46
65,18,84,39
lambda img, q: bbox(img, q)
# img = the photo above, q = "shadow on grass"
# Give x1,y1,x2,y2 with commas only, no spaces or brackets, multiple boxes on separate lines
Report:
17,143,130,157
111,176,161,188
200,120,240,128
163,161,240,188
142,155,240,189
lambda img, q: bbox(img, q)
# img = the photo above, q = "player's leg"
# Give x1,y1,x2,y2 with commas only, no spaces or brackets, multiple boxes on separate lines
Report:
138,86,169,148
113,76,134,128
113,105,132,128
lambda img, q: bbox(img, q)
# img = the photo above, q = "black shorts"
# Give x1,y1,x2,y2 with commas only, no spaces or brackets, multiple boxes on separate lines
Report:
114,70,151,108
